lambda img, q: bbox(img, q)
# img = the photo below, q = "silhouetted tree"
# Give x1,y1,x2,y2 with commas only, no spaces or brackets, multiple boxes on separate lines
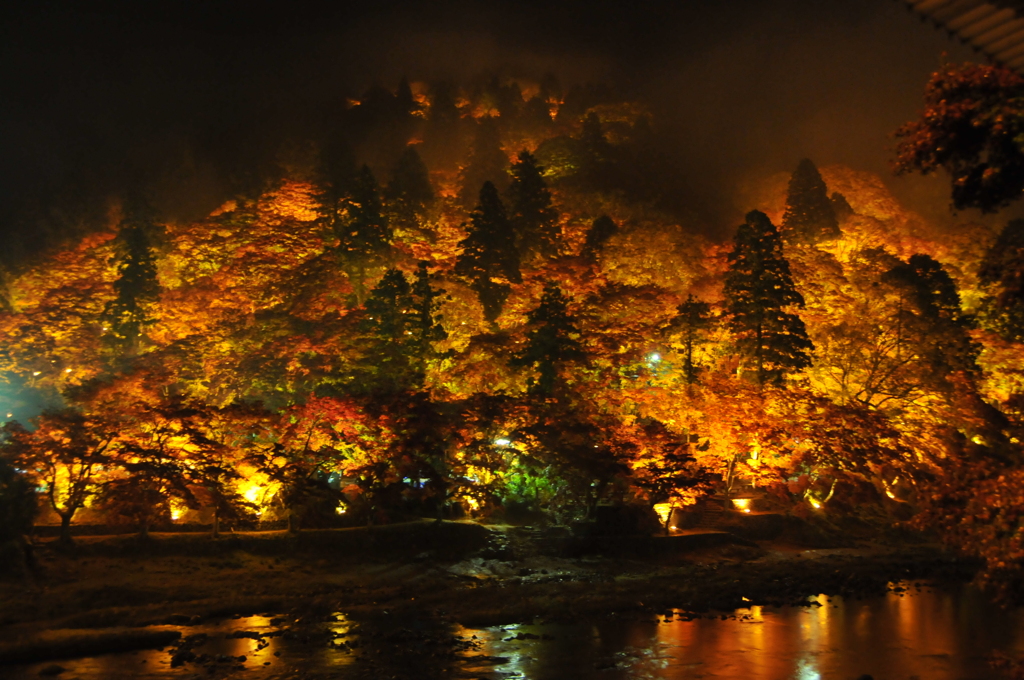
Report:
103,200,160,357
894,63,1024,212
455,182,521,324
668,295,715,384
979,218,1024,341
512,283,586,395
725,210,813,385
507,151,560,261
781,159,839,244
580,215,618,262
337,165,392,303
883,253,978,379
385,146,434,234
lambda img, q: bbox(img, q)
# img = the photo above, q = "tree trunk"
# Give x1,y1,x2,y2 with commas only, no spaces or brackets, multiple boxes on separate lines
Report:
212,509,220,539
58,512,74,544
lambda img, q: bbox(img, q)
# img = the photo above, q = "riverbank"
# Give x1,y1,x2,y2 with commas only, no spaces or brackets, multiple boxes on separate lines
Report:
0,519,982,676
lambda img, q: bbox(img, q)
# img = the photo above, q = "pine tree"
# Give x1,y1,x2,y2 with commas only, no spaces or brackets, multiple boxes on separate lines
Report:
455,182,521,324
359,269,417,394
580,215,618,262
668,295,715,384
385,146,434,234
338,165,392,304
883,254,978,377
781,159,840,245
409,262,449,373
724,210,814,385
512,283,586,395
103,200,160,357
507,151,560,262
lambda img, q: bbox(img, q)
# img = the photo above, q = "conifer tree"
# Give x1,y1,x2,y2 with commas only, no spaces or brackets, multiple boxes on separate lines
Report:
724,210,813,385
580,214,618,262
668,295,715,384
455,182,521,324
781,159,840,245
338,165,392,304
409,262,449,373
359,269,417,394
385,146,434,233
103,200,160,357
507,151,560,262
512,283,586,395
883,254,978,378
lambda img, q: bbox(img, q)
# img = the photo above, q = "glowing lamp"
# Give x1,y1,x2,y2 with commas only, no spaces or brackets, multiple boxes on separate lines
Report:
653,502,672,525
494,438,511,447
808,497,822,509
646,352,661,363
732,498,752,513
335,505,347,515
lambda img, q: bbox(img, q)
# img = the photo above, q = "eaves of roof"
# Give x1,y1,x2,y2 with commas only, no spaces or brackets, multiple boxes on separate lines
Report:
904,0,1024,73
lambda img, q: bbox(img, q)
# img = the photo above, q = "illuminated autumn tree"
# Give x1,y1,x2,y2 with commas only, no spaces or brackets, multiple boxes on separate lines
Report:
337,165,392,304
724,210,813,385
103,206,160,357
629,419,710,534
455,181,522,324
781,158,839,245
507,150,560,262
512,282,586,395
579,214,618,263
4,410,119,543
894,62,1024,212
666,295,715,384
101,399,228,538
258,396,373,530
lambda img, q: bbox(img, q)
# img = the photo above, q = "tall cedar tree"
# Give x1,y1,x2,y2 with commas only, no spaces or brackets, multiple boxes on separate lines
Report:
512,283,586,395
359,269,418,394
580,214,618,262
724,210,813,385
781,159,840,245
455,182,522,324
338,165,392,304
385,146,434,234
882,254,979,379
357,264,447,394
507,151,561,261
409,262,449,373
668,295,715,384
103,205,160,357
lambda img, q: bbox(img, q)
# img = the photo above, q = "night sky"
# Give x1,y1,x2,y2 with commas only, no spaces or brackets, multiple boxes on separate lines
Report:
0,0,980,258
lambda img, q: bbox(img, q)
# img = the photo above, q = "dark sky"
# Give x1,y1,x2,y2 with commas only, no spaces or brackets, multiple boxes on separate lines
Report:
0,0,984,254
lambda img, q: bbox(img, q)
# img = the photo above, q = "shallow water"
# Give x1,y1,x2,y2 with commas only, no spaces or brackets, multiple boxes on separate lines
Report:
8,582,1024,679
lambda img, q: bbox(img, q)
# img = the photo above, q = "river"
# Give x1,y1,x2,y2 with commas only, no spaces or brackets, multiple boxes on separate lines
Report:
7,581,1023,679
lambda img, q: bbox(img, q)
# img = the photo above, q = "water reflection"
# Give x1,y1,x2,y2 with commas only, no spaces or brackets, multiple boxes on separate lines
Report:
5,584,1024,679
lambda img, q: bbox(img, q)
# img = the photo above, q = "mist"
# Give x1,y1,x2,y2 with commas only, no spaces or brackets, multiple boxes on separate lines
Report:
0,0,986,259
